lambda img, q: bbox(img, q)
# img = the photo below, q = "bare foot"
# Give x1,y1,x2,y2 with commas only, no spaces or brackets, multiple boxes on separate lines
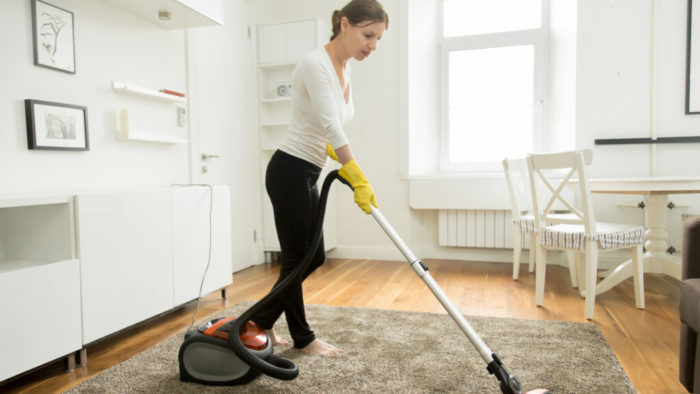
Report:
301,339,342,356
265,328,289,346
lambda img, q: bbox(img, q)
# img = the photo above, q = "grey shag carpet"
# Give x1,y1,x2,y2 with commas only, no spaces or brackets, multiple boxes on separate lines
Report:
68,302,635,393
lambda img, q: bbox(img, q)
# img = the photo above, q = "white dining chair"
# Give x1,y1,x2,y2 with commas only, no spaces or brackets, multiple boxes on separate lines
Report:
503,157,538,280
527,149,645,320
503,157,577,285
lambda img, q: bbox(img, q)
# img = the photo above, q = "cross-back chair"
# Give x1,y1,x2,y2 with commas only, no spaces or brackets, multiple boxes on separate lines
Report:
503,157,577,285
527,149,645,319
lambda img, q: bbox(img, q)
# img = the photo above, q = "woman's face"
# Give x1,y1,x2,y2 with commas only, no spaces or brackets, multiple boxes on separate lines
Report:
342,18,386,61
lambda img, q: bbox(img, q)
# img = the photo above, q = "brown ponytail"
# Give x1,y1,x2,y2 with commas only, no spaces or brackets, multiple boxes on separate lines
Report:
331,10,342,41
329,0,389,42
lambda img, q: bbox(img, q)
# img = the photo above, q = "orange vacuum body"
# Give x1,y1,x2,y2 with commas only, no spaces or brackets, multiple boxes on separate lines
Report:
178,316,273,385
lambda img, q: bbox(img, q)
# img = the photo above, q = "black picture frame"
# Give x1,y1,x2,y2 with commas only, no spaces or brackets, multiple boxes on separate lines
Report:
25,99,89,151
31,0,76,74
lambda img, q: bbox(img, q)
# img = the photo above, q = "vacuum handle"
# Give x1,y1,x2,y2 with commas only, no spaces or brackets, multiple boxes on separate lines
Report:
369,205,495,364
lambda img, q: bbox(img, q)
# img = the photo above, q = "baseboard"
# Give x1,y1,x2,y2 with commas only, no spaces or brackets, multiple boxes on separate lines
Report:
324,245,628,269
327,246,405,261
328,245,551,265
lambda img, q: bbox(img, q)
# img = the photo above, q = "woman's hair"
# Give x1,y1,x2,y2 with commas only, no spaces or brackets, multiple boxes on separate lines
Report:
330,0,389,41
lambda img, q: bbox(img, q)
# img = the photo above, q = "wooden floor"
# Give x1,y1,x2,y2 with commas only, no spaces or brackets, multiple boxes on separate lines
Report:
1,258,685,393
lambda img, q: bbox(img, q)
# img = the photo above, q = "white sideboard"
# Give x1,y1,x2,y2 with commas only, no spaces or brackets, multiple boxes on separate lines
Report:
0,185,232,382
0,197,81,382
171,186,232,305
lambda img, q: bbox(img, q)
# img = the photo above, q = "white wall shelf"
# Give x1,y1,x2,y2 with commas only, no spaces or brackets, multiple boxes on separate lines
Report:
261,97,291,104
112,81,187,103
260,121,290,128
119,131,188,144
258,61,297,69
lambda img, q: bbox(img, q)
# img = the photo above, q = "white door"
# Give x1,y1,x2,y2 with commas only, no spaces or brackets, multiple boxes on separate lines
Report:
186,0,260,273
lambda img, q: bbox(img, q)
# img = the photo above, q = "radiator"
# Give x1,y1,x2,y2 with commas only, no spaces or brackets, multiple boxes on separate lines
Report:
438,209,514,248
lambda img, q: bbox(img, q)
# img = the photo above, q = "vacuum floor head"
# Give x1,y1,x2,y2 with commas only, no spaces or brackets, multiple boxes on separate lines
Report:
178,317,273,385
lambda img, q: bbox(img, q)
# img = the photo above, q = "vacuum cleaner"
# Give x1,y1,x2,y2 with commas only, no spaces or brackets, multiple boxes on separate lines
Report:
178,170,549,394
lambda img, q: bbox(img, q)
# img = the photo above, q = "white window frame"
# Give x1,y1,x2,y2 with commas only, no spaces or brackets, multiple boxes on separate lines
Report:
439,0,550,173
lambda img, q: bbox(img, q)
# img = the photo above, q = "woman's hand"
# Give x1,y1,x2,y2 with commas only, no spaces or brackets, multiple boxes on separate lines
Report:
338,159,378,214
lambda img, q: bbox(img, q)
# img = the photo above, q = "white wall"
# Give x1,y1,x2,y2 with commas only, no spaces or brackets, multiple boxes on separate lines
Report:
248,0,700,263
405,0,440,177
0,0,259,272
185,1,259,272
0,0,189,194
6,0,700,270
577,0,700,250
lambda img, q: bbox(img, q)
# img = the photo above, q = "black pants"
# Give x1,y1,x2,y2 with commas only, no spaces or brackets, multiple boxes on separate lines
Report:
251,150,326,349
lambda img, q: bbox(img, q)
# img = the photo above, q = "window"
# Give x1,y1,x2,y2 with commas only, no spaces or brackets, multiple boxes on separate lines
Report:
440,0,548,172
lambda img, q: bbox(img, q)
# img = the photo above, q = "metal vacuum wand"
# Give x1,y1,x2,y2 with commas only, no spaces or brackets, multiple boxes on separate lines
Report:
369,206,546,394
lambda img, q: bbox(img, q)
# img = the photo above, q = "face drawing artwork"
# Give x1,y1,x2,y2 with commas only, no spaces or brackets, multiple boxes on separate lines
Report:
39,11,67,64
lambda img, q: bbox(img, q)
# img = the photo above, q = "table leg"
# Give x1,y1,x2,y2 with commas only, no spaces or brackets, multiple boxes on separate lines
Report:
583,193,681,295
643,194,681,279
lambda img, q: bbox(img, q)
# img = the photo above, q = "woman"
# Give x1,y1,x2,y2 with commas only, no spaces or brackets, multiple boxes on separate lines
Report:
251,0,388,356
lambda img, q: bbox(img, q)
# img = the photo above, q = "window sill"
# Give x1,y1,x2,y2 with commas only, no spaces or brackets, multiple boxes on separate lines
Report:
408,174,510,210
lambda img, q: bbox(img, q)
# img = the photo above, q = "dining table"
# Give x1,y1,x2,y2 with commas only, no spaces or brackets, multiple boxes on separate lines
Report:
572,177,700,293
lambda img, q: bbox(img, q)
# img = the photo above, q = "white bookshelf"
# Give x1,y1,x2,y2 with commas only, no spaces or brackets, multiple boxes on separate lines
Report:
255,18,336,256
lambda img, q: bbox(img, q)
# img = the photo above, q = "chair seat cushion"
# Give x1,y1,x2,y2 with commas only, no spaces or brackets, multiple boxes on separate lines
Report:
541,222,645,250
514,213,582,234
680,278,700,332
515,214,536,233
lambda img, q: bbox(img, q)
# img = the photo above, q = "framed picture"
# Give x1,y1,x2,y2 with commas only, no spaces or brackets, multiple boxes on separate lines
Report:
31,0,76,74
25,99,89,151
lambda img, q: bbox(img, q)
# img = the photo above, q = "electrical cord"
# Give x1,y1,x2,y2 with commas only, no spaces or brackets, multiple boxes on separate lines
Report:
171,183,214,332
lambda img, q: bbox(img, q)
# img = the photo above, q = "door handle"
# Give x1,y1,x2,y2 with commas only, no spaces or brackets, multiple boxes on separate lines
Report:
201,154,220,160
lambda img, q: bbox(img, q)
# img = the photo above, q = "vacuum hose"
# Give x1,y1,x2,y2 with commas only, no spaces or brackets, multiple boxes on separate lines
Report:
227,170,345,380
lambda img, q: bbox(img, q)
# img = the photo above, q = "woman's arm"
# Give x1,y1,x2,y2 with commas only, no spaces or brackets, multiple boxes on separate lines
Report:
333,144,353,165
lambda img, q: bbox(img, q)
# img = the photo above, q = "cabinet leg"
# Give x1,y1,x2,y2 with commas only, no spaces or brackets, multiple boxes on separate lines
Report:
64,353,76,372
76,348,87,367
221,287,228,299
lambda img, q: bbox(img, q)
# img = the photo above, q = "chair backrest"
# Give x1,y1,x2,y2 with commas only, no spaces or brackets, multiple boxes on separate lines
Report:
502,157,532,219
526,149,596,234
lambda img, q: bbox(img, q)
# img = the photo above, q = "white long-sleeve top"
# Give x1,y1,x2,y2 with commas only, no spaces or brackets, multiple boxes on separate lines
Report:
279,47,354,168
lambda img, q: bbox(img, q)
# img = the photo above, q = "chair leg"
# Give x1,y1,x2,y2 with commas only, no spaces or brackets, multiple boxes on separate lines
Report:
632,244,645,309
535,237,546,306
576,252,586,297
566,250,578,288
513,224,522,280
528,234,536,273
584,242,598,320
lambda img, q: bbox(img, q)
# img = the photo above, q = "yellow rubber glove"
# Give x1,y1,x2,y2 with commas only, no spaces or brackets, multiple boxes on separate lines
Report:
327,143,340,163
338,159,378,214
